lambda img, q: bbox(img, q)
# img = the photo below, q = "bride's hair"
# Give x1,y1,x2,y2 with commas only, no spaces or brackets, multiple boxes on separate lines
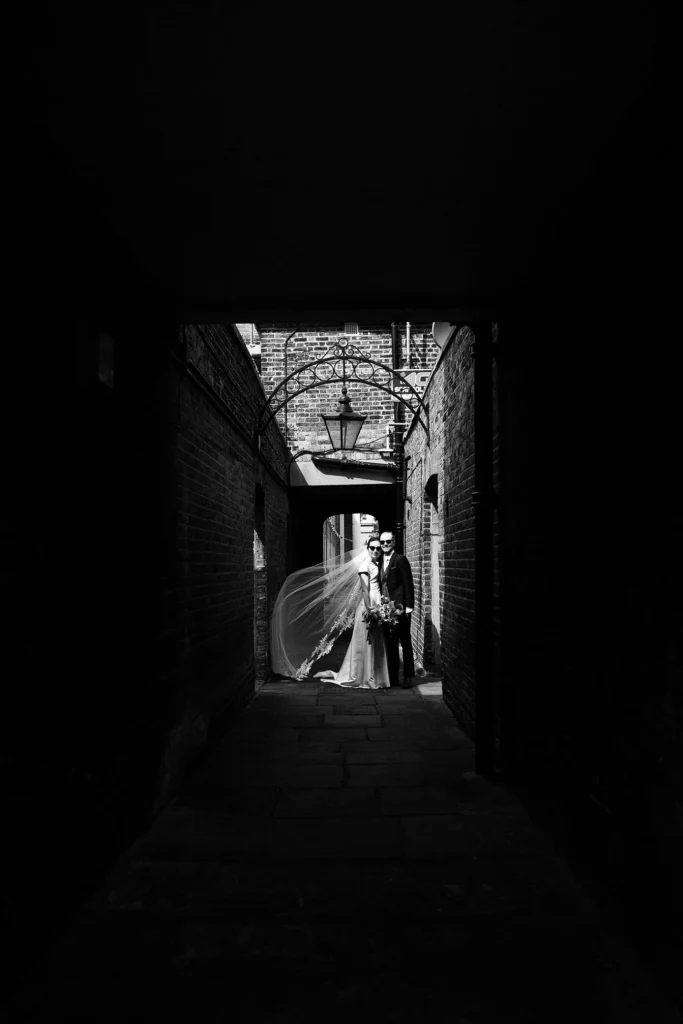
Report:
366,533,381,549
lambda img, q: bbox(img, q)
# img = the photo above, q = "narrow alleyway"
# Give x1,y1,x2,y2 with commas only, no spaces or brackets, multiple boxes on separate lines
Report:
9,683,679,1023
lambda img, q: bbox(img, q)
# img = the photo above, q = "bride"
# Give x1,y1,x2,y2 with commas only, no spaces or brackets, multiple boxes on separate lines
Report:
325,534,390,689
270,534,390,690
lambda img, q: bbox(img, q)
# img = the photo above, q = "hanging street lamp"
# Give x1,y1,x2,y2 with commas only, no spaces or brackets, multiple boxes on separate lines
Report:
321,385,367,451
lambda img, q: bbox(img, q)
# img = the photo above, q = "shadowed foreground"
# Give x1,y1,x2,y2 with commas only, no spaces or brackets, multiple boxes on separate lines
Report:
9,680,680,1023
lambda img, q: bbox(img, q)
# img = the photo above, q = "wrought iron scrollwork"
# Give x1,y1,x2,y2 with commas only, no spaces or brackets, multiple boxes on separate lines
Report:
258,339,429,444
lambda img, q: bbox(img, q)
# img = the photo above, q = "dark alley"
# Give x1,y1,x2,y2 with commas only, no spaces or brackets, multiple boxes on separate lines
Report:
3,6,681,1023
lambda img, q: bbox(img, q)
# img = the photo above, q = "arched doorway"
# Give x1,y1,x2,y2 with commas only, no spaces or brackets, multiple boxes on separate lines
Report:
288,484,394,571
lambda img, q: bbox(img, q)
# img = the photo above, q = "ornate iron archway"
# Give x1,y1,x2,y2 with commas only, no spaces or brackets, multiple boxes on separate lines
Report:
256,338,430,446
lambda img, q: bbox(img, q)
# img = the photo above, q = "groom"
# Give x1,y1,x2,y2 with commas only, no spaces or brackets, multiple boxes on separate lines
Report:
379,530,415,688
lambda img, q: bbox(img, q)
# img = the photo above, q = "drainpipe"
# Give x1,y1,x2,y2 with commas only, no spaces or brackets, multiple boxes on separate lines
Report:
471,322,495,777
391,322,405,553
283,327,299,448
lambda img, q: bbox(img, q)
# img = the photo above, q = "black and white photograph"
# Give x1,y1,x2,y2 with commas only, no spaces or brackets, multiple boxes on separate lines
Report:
2,5,680,1022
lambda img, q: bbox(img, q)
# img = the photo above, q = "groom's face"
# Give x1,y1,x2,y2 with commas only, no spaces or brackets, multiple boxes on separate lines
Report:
379,533,395,558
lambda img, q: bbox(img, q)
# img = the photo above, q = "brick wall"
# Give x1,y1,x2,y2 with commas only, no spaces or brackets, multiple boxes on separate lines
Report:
259,324,438,461
404,306,680,859
160,323,290,800
404,325,501,738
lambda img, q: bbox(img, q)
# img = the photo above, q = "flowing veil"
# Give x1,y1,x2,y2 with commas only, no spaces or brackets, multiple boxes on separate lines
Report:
270,543,371,679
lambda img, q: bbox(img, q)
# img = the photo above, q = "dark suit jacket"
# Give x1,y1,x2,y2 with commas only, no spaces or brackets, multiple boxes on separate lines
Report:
380,552,414,610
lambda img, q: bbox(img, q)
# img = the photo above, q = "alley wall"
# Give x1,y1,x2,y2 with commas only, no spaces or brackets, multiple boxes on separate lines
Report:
404,325,501,745
162,323,289,801
5,223,290,980
406,309,681,991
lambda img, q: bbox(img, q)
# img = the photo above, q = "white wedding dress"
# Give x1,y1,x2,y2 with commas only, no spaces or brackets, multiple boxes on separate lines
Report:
322,561,390,689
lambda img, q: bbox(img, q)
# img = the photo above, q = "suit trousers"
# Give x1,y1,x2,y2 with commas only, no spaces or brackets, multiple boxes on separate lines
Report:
383,612,415,685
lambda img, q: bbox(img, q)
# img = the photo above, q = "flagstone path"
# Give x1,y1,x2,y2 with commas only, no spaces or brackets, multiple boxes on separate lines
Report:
8,679,680,1022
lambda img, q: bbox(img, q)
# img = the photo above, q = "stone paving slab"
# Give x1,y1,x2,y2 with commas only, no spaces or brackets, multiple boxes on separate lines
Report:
342,736,464,751
346,763,428,787
271,817,402,859
367,727,465,744
380,711,442,725
203,763,344,788
375,692,423,702
370,724,466,741
273,787,378,818
346,749,423,764
258,684,317,694
324,714,383,727
377,706,433,718
239,714,327,729
370,719,456,733
331,704,380,715
255,694,320,704
420,702,457,717
281,749,346,766
191,749,346,778
265,765,346,788
298,726,368,741
209,740,344,765
316,694,378,704
248,704,334,716
379,786,465,816
295,738,345,752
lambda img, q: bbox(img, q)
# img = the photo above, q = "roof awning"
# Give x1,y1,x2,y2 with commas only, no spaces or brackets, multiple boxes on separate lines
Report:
290,458,397,487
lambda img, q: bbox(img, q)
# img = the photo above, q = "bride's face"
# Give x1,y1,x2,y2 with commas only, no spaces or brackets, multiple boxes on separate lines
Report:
368,542,382,563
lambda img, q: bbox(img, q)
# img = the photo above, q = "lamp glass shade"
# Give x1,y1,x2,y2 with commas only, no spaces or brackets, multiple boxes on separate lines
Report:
321,409,366,451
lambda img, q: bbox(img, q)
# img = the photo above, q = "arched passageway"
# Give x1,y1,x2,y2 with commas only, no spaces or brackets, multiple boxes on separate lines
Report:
288,484,395,571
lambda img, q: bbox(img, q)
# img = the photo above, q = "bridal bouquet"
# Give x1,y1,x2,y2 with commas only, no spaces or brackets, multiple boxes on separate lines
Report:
362,597,403,643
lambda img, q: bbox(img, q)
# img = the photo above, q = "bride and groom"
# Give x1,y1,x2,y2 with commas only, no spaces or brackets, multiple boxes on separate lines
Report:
329,530,416,690
270,527,416,689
